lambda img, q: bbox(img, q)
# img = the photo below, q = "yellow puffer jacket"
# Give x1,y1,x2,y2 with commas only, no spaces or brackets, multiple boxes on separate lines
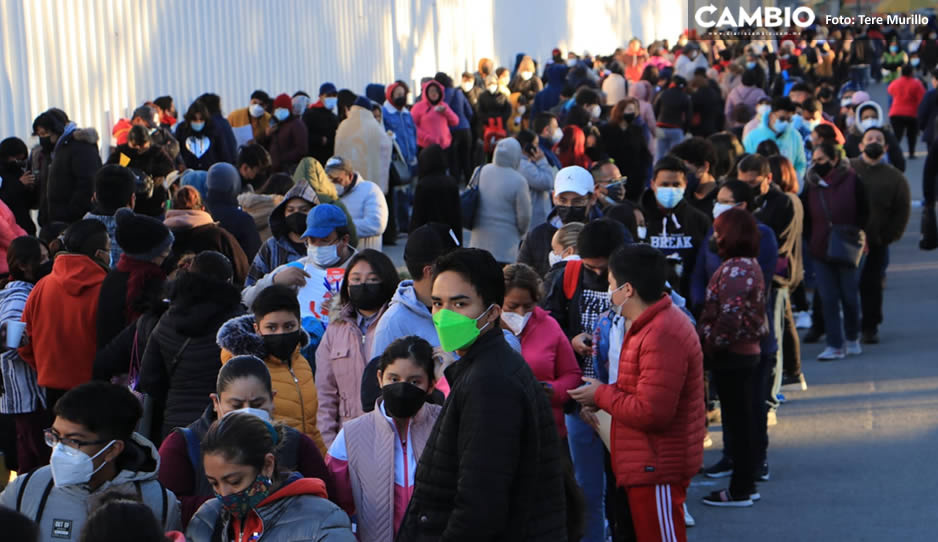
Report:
216,314,326,454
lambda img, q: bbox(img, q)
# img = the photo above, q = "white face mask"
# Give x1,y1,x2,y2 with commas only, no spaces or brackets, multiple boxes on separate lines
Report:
500,311,532,336
756,104,771,116
249,104,265,118
589,104,602,119
520,71,534,81
567,58,578,67
461,82,474,92
333,182,346,197
551,126,564,144
309,243,340,267
712,202,735,219
858,118,879,131
50,441,115,487
607,283,627,315
636,225,647,240
548,250,564,267
487,85,498,94
228,407,272,422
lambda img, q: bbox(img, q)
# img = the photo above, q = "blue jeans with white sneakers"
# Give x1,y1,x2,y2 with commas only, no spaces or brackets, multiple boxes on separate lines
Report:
814,260,861,349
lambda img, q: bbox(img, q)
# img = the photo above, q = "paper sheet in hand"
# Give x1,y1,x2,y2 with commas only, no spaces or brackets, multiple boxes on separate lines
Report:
296,266,345,325
232,124,255,148
596,410,612,451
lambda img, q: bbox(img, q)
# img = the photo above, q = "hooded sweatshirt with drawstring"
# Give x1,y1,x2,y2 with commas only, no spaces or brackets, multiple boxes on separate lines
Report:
640,189,711,297
843,101,907,172
743,107,808,180
410,80,460,149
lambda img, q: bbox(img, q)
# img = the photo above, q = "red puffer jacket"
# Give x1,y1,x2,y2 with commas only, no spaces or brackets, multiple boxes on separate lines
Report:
594,295,706,487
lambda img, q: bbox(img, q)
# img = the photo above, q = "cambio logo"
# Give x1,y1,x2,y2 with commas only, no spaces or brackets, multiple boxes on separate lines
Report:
695,5,816,28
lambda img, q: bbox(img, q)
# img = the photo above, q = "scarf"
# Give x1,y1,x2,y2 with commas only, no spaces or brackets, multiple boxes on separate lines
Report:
116,254,166,322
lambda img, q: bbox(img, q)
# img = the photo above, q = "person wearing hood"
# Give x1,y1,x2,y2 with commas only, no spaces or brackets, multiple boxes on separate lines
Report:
20,219,108,403
228,90,272,144
303,83,341,165
640,157,711,297
744,97,807,180
95,209,174,351
134,250,244,440
532,63,570,117
725,70,767,131
130,105,181,162
433,72,475,184
0,382,182,541
238,172,291,243
176,100,234,171
164,186,250,286
519,165,603,277
843,100,906,172
325,156,388,251
246,181,319,290
468,138,531,264
628,80,659,158
382,81,419,172
315,249,399,449
83,165,137,268
602,61,628,107
335,95,393,194
204,162,262,260
887,64,926,160
801,141,869,361
0,137,39,235
293,157,359,245
32,109,102,224
0,237,48,474
412,79,460,152
409,145,462,243
850,127,911,344
516,130,558,231
0,199,27,277
187,413,353,542
262,93,309,175
217,284,327,454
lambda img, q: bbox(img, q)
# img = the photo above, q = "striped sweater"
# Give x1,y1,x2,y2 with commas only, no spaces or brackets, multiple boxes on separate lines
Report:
0,280,44,414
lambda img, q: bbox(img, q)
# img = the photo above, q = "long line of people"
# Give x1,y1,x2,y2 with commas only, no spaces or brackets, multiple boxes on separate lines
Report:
0,17,935,542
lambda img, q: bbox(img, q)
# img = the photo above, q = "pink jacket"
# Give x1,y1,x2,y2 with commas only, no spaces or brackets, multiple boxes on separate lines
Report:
517,306,582,437
315,302,388,449
0,200,26,275
410,80,459,149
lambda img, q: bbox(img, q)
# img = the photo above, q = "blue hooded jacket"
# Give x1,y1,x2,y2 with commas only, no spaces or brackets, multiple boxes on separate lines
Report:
444,87,474,131
743,110,807,181
383,101,418,168
532,64,569,117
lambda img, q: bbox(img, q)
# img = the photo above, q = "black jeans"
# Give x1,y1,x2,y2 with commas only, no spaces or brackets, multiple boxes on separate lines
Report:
714,357,759,497
859,243,888,334
781,289,802,377
890,115,919,156
449,128,473,185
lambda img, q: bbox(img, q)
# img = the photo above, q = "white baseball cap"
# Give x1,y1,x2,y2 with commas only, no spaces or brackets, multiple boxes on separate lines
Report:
554,166,594,196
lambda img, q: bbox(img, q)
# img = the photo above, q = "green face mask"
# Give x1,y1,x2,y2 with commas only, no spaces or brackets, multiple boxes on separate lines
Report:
432,305,494,352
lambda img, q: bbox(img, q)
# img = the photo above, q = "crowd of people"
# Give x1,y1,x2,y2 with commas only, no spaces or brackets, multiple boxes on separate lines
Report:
0,15,936,542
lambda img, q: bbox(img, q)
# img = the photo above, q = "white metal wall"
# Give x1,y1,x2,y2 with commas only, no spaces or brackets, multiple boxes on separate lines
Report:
0,0,685,154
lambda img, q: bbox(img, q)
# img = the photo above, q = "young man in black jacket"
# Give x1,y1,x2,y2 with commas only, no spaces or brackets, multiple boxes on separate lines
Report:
398,248,569,542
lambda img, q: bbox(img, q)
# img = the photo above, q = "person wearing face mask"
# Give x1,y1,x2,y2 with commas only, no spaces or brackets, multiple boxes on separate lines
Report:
0,382,182,541
640,157,711,297
725,70,767,133
888,64,927,160
501,264,581,441
476,74,513,145
382,80,419,175
245,182,319,287
799,97,845,146
0,137,39,235
675,43,709,80
850,127,911,344
397,248,571,541
744,96,807,181
134,250,243,441
543,220,584,287
158,355,335,528
568,243,704,539
335,95,394,195
468,138,531,264
19,220,108,405
411,79,461,152
325,156,388,251
742,97,772,141
844,100,906,172
218,284,327,453
801,141,869,361
302,83,341,165
262,93,309,175
315,250,398,448
187,411,353,542
228,90,273,145
510,56,544,105
518,166,597,275
532,112,564,169
325,336,441,542
599,99,654,202
0,237,49,474
176,101,231,171
532,63,571,118
670,137,719,216
106,126,175,181
653,75,693,161
881,40,908,83
130,105,181,162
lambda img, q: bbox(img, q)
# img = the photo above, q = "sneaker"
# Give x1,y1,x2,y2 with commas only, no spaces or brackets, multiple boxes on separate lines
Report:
702,489,753,507
703,457,734,478
861,330,880,344
817,347,845,361
781,373,807,391
846,340,862,355
757,462,770,481
684,503,695,527
803,328,824,343
703,434,713,448
767,410,777,426
795,311,812,329
750,491,762,501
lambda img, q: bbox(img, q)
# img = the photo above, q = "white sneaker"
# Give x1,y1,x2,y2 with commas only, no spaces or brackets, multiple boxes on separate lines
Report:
846,340,862,355
817,347,846,361
684,503,695,527
703,434,713,448
795,311,812,329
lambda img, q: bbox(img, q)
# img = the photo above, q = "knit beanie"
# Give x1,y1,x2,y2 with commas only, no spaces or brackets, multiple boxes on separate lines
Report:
115,208,174,261
273,94,292,110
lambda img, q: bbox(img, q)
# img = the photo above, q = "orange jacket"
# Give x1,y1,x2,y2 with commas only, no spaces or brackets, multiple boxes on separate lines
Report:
594,295,706,487
19,254,106,389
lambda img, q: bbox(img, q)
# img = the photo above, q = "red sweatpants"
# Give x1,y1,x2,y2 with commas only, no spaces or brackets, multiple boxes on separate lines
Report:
626,481,688,542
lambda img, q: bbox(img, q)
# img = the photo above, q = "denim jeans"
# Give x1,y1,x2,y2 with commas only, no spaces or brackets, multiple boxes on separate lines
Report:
566,413,607,542
814,260,861,349
655,127,684,161
848,65,869,90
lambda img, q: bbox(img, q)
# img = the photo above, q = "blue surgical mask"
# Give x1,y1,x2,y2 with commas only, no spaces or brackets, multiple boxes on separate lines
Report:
773,119,789,134
654,186,684,209
806,118,820,130
910,58,920,67
309,243,340,267
890,45,899,53
274,108,290,121
324,97,338,110
746,61,756,70
190,121,205,132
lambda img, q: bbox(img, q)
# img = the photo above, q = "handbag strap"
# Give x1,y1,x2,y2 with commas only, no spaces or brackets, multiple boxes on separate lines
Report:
166,336,192,380
816,186,835,227
468,165,482,189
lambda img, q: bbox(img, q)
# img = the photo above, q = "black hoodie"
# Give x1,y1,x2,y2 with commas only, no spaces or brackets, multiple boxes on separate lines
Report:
410,145,463,243
640,188,711,296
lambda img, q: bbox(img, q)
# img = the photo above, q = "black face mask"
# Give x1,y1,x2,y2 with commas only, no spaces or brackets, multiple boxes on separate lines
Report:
813,162,833,178
263,331,302,361
392,96,407,109
623,112,637,123
863,143,884,160
581,267,609,290
349,283,386,311
556,205,588,224
284,213,308,235
39,136,54,153
382,382,427,419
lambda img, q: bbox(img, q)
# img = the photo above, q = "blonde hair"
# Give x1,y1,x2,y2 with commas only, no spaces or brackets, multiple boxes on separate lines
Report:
554,222,585,253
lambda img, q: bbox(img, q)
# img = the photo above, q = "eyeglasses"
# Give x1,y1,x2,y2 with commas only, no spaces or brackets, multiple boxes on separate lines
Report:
44,428,108,451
